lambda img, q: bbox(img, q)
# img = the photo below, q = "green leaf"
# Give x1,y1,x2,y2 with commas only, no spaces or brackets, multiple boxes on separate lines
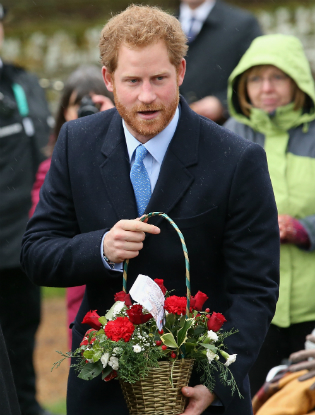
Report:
98,316,107,326
200,343,217,353
92,350,103,363
194,326,205,337
177,318,194,347
83,350,94,359
184,342,196,355
165,313,175,329
101,365,113,380
161,333,178,349
78,361,103,380
179,315,186,327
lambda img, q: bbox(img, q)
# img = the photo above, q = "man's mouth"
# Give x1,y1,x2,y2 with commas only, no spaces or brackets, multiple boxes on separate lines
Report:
137,109,161,119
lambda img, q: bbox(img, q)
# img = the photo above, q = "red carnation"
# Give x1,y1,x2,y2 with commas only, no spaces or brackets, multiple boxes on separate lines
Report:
190,291,209,311
154,279,167,295
104,370,118,382
104,316,135,342
81,310,102,330
114,291,132,307
80,328,97,346
164,296,187,315
207,312,227,332
126,304,152,325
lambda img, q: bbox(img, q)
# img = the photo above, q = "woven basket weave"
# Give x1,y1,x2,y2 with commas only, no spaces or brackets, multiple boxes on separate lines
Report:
121,212,194,414
120,359,195,415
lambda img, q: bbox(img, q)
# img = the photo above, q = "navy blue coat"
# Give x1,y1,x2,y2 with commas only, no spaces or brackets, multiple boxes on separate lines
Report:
21,97,279,414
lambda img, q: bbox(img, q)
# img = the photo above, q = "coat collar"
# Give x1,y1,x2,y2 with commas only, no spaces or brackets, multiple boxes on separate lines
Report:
99,97,200,224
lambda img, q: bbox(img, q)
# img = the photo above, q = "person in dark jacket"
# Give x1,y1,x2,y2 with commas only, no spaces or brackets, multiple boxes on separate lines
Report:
21,5,279,415
0,5,52,415
179,0,262,122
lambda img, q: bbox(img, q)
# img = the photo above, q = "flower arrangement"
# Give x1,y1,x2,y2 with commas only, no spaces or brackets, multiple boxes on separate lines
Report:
53,277,241,398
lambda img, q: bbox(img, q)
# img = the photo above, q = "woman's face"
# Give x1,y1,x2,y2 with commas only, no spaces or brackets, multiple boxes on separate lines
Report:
64,91,80,122
246,65,295,113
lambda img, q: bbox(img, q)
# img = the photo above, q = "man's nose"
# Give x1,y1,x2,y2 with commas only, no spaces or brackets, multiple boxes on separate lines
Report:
138,81,156,104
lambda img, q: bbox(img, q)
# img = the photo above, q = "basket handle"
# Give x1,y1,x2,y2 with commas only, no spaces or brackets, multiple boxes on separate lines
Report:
122,212,191,318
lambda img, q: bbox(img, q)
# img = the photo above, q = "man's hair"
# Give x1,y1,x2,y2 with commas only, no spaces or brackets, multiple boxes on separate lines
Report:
99,4,188,73
237,65,306,117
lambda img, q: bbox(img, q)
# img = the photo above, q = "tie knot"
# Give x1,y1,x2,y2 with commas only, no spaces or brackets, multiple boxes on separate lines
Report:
134,145,148,163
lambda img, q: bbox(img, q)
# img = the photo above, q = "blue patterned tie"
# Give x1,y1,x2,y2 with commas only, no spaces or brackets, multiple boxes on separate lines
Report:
130,145,151,216
187,17,197,43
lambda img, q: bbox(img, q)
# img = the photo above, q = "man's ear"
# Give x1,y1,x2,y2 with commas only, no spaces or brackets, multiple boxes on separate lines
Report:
177,58,186,87
102,66,114,92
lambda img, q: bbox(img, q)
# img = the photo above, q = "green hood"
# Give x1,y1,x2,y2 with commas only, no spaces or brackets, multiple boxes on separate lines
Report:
228,34,315,127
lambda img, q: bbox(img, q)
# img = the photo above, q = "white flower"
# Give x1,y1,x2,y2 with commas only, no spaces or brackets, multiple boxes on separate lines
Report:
206,350,218,363
100,352,110,368
113,347,122,354
112,301,125,318
207,330,218,342
224,354,237,367
108,356,119,370
86,358,94,363
133,344,142,353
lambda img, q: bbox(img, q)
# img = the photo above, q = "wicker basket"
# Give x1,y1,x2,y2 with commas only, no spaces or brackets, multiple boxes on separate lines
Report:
120,359,195,415
121,212,194,415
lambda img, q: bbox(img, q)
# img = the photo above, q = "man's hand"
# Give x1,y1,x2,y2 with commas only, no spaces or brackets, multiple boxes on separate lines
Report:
103,219,160,263
190,96,224,121
91,94,114,112
180,385,216,415
289,334,315,382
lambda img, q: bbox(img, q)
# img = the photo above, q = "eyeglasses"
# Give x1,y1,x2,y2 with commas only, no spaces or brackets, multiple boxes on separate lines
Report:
247,73,289,87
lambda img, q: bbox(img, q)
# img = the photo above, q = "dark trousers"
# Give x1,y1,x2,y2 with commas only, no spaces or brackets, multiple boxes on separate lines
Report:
249,321,315,396
0,268,41,415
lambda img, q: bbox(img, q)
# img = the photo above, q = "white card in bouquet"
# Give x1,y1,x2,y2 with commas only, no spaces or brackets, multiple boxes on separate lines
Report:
129,274,165,330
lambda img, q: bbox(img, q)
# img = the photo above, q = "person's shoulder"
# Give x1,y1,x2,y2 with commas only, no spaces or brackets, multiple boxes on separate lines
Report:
66,107,117,130
199,114,263,156
217,0,258,24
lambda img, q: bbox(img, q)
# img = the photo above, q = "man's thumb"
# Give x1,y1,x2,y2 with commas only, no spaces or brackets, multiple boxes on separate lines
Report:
182,386,194,397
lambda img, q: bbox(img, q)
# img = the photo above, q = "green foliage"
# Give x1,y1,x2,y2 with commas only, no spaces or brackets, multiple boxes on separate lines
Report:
78,361,103,380
42,287,65,298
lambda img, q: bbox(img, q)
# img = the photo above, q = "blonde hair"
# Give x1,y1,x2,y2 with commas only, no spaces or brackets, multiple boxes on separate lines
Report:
99,4,188,73
237,65,306,117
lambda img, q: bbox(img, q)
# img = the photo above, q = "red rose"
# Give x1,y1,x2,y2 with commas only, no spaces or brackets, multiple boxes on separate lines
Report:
104,316,134,342
154,279,167,295
164,296,187,315
190,291,209,311
81,310,102,330
114,291,132,307
126,304,152,325
104,370,118,382
80,328,97,346
207,312,227,332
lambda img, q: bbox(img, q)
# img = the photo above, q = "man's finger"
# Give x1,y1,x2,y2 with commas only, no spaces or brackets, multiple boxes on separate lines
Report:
290,349,315,363
289,360,315,372
120,219,160,234
306,334,315,343
298,370,315,382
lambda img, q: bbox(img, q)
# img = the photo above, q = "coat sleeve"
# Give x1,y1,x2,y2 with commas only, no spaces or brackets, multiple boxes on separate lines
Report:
20,123,119,287
210,142,280,412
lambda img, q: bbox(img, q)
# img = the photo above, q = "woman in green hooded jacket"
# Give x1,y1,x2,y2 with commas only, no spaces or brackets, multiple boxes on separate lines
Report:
225,34,315,395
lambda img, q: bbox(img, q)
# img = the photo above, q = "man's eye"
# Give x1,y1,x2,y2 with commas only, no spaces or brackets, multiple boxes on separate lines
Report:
128,79,138,84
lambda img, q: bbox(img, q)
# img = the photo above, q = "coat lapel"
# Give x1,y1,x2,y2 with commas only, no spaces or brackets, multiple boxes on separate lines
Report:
146,98,200,227
99,111,138,220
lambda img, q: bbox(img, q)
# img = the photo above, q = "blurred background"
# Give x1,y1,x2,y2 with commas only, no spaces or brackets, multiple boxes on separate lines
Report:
2,1,315,414
4,0,315,113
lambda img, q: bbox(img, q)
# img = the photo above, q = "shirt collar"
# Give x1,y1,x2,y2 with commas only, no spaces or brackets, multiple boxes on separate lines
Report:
123,106,180,164
179,0,215,25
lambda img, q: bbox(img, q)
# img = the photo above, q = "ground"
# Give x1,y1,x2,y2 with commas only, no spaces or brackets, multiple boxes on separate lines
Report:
34,296,68,414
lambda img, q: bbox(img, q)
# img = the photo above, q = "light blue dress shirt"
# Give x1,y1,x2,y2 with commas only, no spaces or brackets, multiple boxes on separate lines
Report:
101,107,180,271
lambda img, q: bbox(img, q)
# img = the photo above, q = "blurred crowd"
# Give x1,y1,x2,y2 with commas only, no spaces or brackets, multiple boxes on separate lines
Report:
1,1,315,414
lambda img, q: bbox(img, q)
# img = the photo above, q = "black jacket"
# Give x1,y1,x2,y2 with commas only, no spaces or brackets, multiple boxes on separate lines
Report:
21,97,279,414
0,63,50,269
180,0,262,107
